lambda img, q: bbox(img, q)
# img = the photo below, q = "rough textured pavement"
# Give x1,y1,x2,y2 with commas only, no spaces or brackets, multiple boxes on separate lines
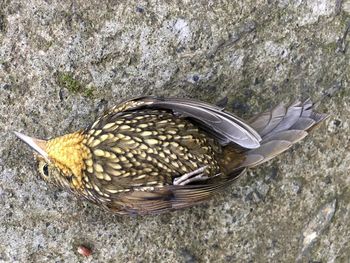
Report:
0,0,349,262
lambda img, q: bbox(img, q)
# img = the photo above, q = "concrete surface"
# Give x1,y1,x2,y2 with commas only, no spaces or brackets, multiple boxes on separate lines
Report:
0,0,349,262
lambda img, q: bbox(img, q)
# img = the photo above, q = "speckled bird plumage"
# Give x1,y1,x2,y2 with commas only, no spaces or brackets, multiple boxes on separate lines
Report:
15,96,328,215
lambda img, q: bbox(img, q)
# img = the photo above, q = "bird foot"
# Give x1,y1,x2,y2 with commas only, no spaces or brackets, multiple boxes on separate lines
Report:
173,166,209,186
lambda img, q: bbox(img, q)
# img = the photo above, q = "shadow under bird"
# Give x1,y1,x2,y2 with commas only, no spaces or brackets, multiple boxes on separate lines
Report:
15,96,327,215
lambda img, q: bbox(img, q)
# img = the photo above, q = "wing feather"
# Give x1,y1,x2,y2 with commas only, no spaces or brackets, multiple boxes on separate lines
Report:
118,96,261,149
108,168,246,215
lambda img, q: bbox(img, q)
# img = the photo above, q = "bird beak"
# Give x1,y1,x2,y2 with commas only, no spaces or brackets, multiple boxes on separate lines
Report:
14,131,50,163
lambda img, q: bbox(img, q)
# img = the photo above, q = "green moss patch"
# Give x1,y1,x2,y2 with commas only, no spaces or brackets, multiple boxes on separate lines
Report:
57,72,95,97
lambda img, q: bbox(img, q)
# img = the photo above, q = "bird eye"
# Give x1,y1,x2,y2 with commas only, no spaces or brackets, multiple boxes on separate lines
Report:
42,164,49,177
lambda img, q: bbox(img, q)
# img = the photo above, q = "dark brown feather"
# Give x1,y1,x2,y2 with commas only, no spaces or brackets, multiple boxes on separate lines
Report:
106,169,245,215
65,97,327,215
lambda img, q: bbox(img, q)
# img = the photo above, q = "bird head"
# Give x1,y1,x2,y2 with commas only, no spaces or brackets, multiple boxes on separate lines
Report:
14,131,89,191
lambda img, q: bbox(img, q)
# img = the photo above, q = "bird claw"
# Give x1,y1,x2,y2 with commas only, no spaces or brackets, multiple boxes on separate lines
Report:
173,166,208,186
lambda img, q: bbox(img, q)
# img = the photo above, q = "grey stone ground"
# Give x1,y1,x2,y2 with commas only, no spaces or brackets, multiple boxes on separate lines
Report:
0,0,349,262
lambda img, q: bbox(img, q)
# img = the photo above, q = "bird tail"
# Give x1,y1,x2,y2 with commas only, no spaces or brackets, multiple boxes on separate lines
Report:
238,99,328,168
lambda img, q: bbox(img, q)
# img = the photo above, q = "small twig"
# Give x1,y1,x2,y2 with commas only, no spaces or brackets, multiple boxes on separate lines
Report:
336,20,350,53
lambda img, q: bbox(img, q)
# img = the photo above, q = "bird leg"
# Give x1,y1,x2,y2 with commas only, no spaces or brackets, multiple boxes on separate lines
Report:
173,166,209,186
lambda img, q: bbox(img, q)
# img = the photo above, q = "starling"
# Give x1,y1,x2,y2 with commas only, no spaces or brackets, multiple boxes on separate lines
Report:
15,96,327,215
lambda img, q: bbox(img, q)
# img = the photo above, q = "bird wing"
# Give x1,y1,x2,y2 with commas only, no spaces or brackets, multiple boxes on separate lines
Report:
106,168,245,215
107,96,261,149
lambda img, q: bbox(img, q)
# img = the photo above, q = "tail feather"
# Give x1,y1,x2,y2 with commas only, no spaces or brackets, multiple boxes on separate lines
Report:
270,102,303,133
250,104,286,137
242,99,328,168
261,130,307,144
290,118,316,130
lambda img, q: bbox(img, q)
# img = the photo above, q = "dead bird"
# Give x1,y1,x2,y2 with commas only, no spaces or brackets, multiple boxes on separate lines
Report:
15,96,327,215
